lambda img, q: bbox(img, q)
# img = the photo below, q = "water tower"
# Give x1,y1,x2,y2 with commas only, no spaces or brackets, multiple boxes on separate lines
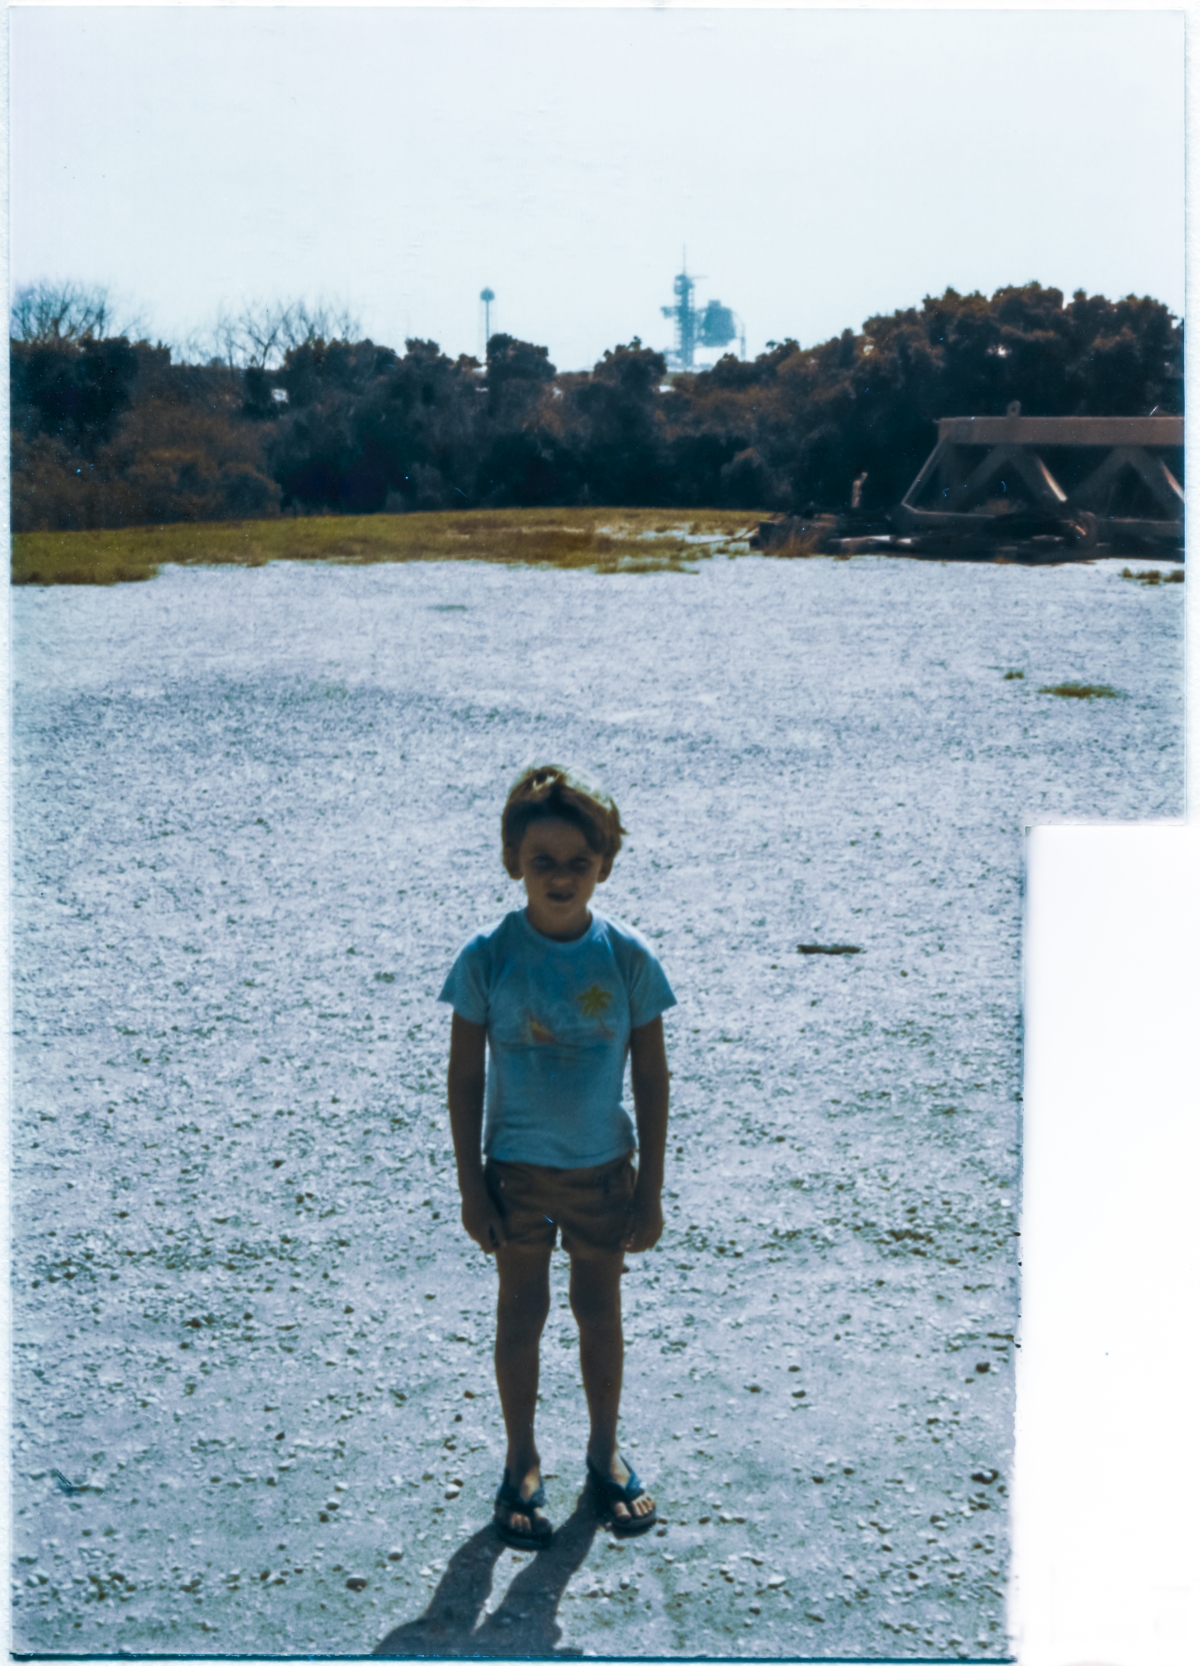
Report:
480,287,495,352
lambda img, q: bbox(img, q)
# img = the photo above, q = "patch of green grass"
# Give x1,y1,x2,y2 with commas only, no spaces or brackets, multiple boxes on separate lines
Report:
11,538,160,586
11,507,759,586
1002,670,1024,681
1038,681,1120,699
1119,566,1184,586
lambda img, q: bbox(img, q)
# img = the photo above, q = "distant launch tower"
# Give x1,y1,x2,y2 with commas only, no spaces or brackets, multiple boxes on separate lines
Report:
662,267,699,372
661,257,739,372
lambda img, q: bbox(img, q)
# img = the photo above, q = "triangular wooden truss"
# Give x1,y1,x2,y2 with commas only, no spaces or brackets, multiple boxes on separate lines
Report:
898,415,1183,544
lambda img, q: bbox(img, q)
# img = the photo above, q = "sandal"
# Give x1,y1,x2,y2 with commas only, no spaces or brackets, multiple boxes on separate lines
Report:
586,1455,657,1537
493,1471,554,1551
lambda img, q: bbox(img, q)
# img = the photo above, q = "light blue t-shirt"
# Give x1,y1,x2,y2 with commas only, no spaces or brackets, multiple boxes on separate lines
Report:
438,909,677,1168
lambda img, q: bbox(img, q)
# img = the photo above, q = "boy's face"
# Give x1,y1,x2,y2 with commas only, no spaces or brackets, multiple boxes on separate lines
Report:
514,816,611,941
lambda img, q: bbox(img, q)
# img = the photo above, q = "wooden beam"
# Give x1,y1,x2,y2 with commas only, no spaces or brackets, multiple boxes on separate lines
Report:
944,444,1023,509
936,416,1183,448
899,437,951,510
1072,447,1184,519
939,443,1067,513
1007,447,1068,509
1127,450,1185,516
895,502,1184,543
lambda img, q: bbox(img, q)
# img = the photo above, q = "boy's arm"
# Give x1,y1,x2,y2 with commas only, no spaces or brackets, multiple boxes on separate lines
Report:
623,1015,670,1253
447,1013,506,1252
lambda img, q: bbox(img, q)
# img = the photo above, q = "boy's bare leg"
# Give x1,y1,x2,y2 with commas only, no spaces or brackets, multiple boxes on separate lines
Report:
570,1255,656,1525
494,1244,553,1535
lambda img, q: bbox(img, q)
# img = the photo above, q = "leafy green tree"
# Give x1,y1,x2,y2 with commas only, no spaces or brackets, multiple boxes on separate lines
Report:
568,340,669,504
269,338,482,513
10,333,277,531
485,333,555,414
11,337,141,452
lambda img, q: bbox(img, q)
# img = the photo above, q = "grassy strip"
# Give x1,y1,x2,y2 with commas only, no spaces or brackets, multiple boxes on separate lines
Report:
11,507,760,586
11,539,160,586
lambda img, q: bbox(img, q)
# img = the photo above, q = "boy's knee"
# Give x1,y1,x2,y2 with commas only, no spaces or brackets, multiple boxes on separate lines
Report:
569,1272,622,1330
497,1274,551,1335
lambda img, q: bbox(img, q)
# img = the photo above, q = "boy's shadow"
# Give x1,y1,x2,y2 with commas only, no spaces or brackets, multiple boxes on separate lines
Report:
374,1494,599,1658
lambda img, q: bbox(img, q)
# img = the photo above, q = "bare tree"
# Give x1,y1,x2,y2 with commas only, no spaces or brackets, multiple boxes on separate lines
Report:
205,298,362,369
10,280,147,343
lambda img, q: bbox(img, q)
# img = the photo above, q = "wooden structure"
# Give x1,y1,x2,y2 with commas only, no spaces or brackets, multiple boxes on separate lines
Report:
895,414,1184,550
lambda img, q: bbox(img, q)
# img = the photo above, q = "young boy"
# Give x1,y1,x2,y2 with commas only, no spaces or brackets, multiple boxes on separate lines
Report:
439,764,675,1550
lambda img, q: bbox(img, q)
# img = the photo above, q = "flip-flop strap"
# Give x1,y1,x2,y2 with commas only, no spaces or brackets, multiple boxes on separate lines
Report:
591,1460,643,1505
496,1478,547,1512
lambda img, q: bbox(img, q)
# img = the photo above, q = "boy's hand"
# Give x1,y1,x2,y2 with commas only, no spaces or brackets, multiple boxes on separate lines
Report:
461,1186,507,1255
621,1183,664,1254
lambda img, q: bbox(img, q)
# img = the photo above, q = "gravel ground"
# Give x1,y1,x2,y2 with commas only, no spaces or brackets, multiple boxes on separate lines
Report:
9,553,1184,1659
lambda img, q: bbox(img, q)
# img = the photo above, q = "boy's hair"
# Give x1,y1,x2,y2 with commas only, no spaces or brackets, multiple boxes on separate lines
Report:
501,765,626,878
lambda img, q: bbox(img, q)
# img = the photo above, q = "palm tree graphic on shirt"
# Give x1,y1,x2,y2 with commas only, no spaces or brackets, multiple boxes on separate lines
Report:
576,983,615,1037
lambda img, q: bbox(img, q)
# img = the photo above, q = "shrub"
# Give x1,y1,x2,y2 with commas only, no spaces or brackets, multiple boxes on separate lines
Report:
1120,567,1185,586
1038,682,1119,699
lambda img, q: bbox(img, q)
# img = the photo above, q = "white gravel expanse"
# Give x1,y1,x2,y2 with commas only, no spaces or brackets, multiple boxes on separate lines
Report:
10,553,1184,1660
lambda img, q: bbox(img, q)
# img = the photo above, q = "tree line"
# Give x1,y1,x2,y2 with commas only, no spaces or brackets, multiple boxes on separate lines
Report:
11,280,1183,533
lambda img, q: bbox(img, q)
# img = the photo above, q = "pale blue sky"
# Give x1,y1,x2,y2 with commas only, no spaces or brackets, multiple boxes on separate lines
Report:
8,6,1185,369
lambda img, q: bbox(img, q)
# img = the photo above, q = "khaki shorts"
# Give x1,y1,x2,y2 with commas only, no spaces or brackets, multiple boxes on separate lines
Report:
484,1152,636,1261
